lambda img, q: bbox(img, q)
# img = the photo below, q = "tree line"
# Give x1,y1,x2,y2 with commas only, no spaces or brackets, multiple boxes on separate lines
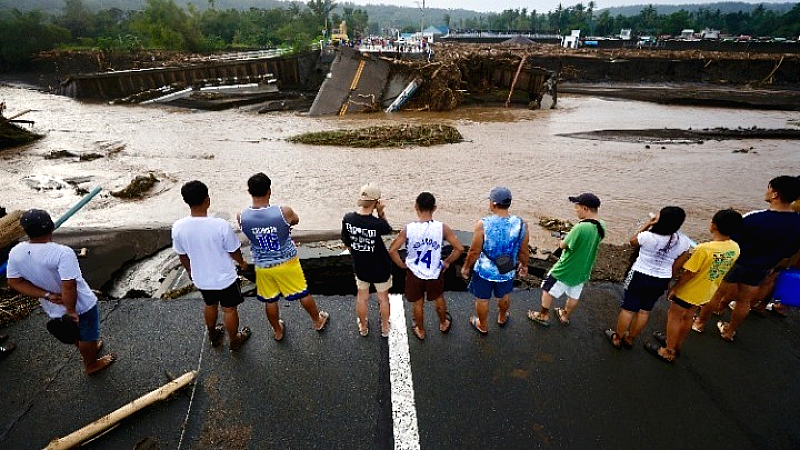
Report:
1,0,799,69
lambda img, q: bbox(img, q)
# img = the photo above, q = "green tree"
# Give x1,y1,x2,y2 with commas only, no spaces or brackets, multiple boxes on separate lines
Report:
0,10,70,67
129,0,204,51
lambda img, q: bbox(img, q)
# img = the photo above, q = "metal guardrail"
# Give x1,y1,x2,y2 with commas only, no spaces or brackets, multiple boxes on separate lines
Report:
191,49,288,62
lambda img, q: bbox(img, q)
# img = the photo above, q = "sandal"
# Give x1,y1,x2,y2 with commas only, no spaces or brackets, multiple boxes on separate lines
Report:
691,320,705,333
412,322,425,340
767,302,788,317
652,330,667,347
315,311,330,332
604,329,622,349
621,333,634,350
87,353,117,375
644,341,674,363
440,312,453,334
381,324,391,338
357,317,368,337
230,327,252,351
469,316,487,335
0,342,16,361
555,308,570,325
209,325,225,347
497,311,510,327
527,310,550,327
717,321,735,343
274,320,286,342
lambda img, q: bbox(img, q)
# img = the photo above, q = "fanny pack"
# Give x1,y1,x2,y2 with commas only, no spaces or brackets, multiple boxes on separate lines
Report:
483,222,524,274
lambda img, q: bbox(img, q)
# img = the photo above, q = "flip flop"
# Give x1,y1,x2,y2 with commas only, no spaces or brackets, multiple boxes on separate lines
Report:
497,311,510,327
469,316,487,335
357,317,368,337
440,312,453,334
87,353,117,375
652,330,667,347
604,329,622,349
274,320,286,341
717,321,735,343
691,320,705,333
555,308,570,325
315,311,330,332
412,322,425,340
644,341,674,364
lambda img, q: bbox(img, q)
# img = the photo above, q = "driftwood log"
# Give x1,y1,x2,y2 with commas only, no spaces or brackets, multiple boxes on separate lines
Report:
0,210,25,249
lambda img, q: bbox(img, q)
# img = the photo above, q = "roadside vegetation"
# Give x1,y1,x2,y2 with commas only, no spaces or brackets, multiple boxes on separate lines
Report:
0,0,799,69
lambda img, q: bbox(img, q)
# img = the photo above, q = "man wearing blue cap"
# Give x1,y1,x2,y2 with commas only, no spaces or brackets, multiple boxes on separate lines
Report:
461,187,529,335
529,193,606,327
6,209,116,374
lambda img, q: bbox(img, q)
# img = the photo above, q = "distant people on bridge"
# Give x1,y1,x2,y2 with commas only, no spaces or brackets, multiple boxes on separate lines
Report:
461,187,529,335
6,209,116,375
529,193,605,327
239,173,329,342
389,192,464,340
341,184,394,338
645,209,742,362
693,175,800,341
172,180,251,351
605,207,691,349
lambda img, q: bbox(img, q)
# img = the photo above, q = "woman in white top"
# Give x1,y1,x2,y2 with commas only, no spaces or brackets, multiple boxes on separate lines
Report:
605,207,691,349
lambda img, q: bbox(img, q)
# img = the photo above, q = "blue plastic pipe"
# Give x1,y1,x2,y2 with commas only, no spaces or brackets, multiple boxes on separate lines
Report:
1,186,102,277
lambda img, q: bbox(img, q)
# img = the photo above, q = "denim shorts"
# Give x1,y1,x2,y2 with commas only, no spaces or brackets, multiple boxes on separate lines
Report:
468,273,514,300
78,305,100,342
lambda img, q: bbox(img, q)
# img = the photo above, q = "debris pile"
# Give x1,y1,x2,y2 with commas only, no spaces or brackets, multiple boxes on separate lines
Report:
538,216,574,233
0,288,39,328
288,124,463,148
111,173,159,199
0,103,42,150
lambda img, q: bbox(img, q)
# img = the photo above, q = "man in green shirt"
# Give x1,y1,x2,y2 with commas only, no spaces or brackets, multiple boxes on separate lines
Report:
528,193,605,326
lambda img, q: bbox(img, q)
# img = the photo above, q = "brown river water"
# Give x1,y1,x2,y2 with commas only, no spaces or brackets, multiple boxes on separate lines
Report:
2,85,799,249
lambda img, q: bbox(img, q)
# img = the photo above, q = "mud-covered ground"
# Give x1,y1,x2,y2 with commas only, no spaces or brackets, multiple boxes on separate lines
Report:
561,126,800,144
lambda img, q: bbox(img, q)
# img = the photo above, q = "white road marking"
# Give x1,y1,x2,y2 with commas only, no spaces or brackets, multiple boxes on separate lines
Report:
388,293,421,450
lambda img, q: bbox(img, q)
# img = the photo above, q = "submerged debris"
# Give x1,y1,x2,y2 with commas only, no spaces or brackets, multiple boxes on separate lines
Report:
111,173,159,199
0,119,42,150
539,216,574,232
160,284,197,300
288,124,463,148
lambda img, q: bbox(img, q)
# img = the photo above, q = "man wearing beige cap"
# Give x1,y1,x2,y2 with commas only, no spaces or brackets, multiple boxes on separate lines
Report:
341,184,393,337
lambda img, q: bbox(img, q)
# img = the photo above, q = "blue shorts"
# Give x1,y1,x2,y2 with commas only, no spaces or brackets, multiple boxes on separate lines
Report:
621,271,670,312
468,273,514,300
78,305,100,342
723,263,770,287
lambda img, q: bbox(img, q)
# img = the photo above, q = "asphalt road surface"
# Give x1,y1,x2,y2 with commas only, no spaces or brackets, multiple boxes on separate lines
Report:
1,285,798,449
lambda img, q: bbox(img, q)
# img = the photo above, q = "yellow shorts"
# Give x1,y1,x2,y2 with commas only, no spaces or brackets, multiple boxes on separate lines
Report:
255,258,309,303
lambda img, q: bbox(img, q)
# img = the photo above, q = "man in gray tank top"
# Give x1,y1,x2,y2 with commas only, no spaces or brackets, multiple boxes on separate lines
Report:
239,173,329,341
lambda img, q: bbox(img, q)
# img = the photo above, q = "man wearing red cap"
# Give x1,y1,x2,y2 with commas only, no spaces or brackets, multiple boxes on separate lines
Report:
529,193,606,327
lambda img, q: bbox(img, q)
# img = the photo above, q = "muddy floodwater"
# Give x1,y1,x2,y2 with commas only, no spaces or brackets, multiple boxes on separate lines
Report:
1,85,799,249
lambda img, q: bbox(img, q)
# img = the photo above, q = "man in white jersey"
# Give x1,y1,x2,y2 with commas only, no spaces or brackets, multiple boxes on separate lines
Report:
172,180,251,351
7,209,116,375
389,192,464,340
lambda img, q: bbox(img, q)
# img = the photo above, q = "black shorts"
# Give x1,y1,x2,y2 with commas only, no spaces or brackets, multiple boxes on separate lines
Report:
405,270,445,302
199,281,245,308
621,271,670,313
722,263,770,287
671,295,696,310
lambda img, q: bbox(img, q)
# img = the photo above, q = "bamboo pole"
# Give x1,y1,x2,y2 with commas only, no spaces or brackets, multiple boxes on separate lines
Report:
44,370,198,450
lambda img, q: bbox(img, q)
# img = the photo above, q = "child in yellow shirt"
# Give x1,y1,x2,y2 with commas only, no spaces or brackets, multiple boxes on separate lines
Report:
645,209,743,362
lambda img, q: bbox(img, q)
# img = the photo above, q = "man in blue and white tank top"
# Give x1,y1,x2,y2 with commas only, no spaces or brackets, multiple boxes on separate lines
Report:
389,192,464,340
461,187,530,335
239,173,329,341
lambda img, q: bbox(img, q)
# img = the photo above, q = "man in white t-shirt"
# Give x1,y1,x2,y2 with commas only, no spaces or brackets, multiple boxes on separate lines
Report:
7,209,116,375
172,180,251,351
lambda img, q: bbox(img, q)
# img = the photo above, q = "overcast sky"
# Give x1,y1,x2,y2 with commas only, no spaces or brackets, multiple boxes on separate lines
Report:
349,0,789,14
